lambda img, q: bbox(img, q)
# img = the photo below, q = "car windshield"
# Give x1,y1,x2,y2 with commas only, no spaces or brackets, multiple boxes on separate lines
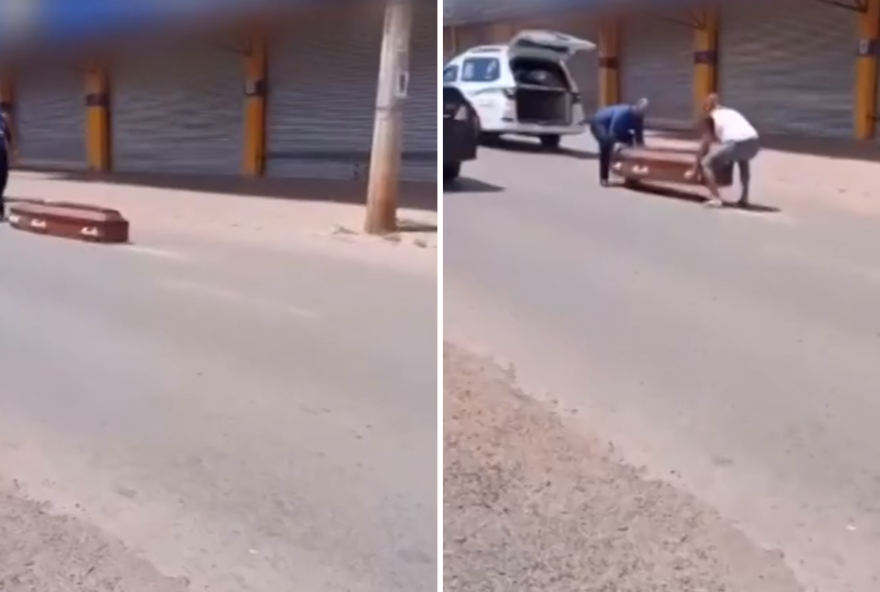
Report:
443,65,458,83
461,57,500,82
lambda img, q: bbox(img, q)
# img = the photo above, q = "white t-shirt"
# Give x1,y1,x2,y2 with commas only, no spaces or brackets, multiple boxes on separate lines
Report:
710,107,759,143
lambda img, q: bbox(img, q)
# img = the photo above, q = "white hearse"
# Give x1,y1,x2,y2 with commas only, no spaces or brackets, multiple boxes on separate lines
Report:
443,29,596,149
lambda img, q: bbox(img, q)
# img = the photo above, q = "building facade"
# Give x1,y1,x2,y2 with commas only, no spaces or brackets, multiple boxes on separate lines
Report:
2,0,437,182
444,0,880,141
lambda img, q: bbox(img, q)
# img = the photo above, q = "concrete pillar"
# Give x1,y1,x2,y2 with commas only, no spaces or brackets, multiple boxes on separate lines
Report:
243,35,268,176
598,15,620,108
85,62,111,172
693,7,719,120
855,0,880,139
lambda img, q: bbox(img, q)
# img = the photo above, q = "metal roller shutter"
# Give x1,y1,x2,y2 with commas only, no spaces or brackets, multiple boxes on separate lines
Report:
402,2,437,182
565,19,600,117
17,67,87,170
266,5,383,180
112,46,243,175
719,0,855,138
620,14,693,128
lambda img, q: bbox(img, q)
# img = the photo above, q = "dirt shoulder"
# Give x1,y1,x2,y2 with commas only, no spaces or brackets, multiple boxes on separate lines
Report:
443,343,803,592
7,172,437,273
0,479,188,592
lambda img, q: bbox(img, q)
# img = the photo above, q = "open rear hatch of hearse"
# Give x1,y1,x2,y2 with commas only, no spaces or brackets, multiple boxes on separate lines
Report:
507,30,595,125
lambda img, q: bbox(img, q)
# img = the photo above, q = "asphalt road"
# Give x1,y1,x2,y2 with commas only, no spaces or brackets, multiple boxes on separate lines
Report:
444,135,880,592
0,225,437,592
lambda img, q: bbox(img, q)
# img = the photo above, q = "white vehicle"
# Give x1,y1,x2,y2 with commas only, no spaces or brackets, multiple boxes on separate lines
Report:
444,29,596,149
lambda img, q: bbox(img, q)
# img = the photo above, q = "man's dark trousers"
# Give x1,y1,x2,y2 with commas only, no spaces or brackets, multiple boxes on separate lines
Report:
590,121,616,183
0,149,8,220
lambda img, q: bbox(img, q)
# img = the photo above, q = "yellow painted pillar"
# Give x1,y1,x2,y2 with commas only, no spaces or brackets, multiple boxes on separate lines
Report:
598,15,620,108
85,62,111,173
693,7,719,120
243,35,268,176
855,0,880,139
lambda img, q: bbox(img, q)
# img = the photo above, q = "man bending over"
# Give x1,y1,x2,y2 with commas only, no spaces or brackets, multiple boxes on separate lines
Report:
697,94,760,207
589,98,648,187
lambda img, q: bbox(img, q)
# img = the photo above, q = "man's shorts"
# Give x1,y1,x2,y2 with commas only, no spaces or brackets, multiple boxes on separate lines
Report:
702,137,760,169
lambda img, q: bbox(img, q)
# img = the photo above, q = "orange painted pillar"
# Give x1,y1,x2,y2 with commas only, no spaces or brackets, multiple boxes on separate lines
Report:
693,7,719,120
85,62,111,172
855,0,880,139
598,15,620,107
243,35,268,176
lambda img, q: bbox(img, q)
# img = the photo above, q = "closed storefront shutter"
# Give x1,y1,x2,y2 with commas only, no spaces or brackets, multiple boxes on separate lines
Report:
17,67,87,170
403,1,437,182
266,5,382,180
111,46,243,175
620,14,693,128
566,19,600,117
719,0,855,138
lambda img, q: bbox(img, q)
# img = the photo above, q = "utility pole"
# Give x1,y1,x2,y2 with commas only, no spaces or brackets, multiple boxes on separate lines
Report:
364,0,413,235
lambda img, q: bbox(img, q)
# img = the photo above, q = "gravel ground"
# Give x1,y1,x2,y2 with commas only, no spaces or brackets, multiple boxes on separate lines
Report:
443,343,804,592
0,479,189,592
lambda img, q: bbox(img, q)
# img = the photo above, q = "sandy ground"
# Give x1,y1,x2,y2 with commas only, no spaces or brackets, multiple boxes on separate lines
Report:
443,343,804,592
0,479,188,592
7,171,438,274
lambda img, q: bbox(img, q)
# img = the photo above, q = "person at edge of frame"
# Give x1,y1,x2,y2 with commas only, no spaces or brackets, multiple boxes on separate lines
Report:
0,103,18,222
693,93,760,208
586,97,649,187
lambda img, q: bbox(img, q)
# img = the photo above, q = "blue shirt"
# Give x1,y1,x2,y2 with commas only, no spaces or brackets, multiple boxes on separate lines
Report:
593,104,644,145
0,116,8,154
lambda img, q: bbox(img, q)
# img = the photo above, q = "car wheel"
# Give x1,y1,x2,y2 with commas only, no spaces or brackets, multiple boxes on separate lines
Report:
443,162,461,182
539,134,561,149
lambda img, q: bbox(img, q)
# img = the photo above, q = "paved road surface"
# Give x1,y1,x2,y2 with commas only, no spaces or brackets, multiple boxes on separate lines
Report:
444,135,880,592
0,223,437,592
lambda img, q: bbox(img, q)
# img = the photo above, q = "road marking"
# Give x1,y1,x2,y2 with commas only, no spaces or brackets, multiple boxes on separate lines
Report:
161,279,317,319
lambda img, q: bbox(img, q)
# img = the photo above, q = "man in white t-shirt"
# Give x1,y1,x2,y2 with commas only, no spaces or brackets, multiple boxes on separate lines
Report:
697,94,760,207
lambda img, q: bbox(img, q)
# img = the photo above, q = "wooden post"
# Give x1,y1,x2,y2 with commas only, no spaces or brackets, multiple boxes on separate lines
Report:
365,0,412,235
243,35,268,176
855,0,880,139
85,61,111,172
693,7,719,121
598,15,620,108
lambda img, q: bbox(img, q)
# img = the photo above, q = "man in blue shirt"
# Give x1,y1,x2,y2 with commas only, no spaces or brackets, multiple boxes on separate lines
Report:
588,98,648,186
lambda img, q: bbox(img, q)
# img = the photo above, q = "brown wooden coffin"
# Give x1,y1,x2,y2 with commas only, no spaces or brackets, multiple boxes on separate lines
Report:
611,146,734,188
8,201,129,244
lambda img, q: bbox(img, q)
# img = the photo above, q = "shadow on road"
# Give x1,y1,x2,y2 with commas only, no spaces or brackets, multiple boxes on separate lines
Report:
443,177,504,194
397,218,438,233
27,169,438,212
482,136,597,160
621,183,781,214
